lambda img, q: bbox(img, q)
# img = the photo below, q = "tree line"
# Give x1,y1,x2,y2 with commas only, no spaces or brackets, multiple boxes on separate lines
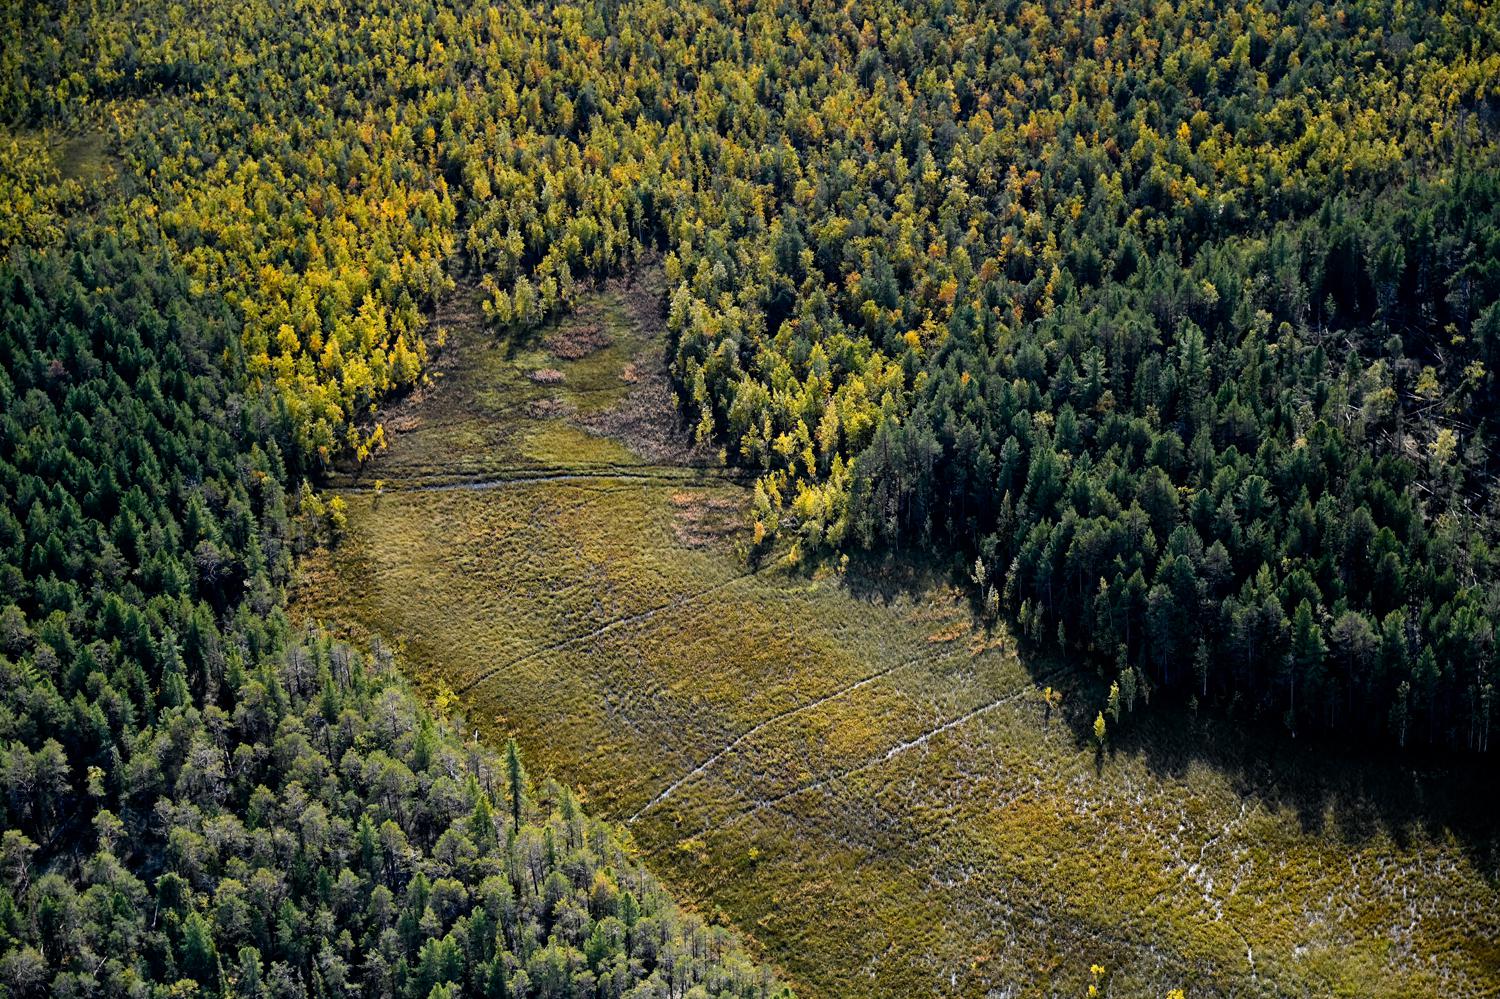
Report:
0,136,790,998
5,0,1497,758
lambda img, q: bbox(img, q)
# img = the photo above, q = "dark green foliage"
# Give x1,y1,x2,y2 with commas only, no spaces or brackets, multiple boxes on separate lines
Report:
1,624,786,998
8,0,1497,757
0,0,1496,989
0,224,293,746
850,171,1500,749
0,225,788,995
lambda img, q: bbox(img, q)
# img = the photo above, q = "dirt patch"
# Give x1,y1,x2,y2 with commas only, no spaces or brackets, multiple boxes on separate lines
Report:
617,269,669,330
669,491,746,547
526,397,576,419
572,266,719,467
385,411,423,433
545,322,612,360
582,346,718,466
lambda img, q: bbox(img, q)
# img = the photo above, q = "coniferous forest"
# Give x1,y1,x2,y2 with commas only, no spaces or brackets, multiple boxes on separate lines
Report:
3,0,1500,994
0,191,789,996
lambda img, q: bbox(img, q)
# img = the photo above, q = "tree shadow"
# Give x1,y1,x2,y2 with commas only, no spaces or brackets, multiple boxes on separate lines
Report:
839,546,1500,887
1046,646,1500,883
833,547,960,604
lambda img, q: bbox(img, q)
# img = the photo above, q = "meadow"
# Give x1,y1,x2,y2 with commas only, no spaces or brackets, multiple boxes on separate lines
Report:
296,275,1500,997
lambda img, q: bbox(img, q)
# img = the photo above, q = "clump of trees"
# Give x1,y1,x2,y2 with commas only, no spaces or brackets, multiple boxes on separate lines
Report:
1,1,1498,994
849,171,1500,748
0,618,786,999
648,0,1500,750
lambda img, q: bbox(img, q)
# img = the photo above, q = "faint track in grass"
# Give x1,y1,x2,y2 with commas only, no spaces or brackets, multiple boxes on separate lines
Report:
455,565,769,695
874,689,1029,760
628,643,971,823
673,660,1074,839
716,689,1033,830
339,463,749,494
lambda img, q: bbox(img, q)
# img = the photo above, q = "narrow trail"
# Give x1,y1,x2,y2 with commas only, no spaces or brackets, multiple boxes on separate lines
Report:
455,565,767,694
875,687,1031,761
339,463,747,494
628,643,970,823
675,683,1041,839
670,657,1078,841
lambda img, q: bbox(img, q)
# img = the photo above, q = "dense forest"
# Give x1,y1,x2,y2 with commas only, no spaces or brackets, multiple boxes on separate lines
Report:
0,213,790,997
0,35,790,999
2,0,1499,986
8,0,1495,751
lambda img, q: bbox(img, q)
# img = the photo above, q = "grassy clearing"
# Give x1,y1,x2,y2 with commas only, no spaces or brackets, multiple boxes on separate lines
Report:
2,127,117,184
296,276,1500,998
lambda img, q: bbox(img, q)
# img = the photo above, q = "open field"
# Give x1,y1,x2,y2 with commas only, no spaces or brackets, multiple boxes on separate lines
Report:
296,276,1500,997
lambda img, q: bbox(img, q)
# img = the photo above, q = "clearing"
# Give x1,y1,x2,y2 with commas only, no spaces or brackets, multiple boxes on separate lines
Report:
296,272,1500,997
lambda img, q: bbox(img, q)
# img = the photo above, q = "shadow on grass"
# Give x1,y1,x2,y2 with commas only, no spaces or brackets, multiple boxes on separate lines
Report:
1066,660,1500,888
834,543,1500,888
832,547,958,604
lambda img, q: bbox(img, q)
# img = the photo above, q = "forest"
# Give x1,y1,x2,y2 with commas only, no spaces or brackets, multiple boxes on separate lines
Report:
0,197,790,994
10,0,1494,750
2,0,1500,992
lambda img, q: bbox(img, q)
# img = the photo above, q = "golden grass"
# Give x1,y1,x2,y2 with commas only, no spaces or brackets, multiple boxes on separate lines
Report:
296,281,1500,998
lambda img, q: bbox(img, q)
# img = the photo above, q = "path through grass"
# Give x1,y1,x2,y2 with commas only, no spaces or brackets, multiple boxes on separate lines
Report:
296,273,1500,997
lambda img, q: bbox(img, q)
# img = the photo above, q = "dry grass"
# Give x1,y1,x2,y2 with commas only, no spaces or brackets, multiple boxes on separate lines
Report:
296,275,1500,999
669,491,745,548
544,321,612,359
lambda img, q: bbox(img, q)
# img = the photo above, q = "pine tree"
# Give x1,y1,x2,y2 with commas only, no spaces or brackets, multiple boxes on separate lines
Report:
181,911,220,991
506,738,525,827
